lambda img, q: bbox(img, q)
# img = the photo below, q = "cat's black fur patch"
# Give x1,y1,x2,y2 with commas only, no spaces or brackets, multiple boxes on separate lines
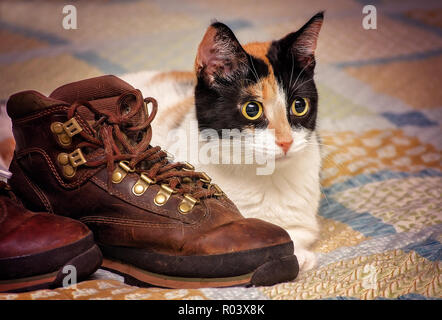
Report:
195,22,269,133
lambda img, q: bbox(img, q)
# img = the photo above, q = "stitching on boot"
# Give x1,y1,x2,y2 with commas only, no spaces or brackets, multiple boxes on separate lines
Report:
80,216,183,228
90,175,183,219
91,175,210,228
13,106,95,138
12,106,69,124
16,148,99,189
21,167,53,213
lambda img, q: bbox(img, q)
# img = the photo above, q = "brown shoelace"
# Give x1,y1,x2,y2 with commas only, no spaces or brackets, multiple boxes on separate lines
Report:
67,89,218,200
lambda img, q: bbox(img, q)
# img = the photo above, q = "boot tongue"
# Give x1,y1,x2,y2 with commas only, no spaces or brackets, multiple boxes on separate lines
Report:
50,75,134,103
49,75,136,122
51,75,147,152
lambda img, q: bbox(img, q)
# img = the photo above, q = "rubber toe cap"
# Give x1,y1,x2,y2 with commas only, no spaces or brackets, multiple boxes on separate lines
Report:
182,218,292,255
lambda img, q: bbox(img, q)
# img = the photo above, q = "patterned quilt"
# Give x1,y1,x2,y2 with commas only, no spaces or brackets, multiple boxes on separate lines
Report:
0,0,440,300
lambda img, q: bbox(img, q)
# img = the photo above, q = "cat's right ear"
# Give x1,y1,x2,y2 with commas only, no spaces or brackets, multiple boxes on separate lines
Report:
276,12,324,68
195,22,248,86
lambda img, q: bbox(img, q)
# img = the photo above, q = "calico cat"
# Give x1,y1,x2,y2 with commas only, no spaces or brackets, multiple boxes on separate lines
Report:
123,12,324,271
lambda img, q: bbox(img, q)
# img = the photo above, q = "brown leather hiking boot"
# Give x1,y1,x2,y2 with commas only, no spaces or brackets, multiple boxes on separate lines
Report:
7,75,298,288
0,168,102,293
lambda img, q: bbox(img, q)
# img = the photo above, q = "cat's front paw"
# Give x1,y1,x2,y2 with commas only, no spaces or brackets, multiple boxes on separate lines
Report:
294,247,317,272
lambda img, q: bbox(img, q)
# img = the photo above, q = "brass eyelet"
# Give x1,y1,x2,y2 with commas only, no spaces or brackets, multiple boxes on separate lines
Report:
182,162,195,171
51,118,82,147
131,173,155,196
154,184,175,206
178,194,199,214
51,122,71,147
118,161,135,173
112,161,135,184
68,148,86,168
57,148,86,179
57,153,69,165
164,151,175,161
63,165,76,178
211,184,224,197
199,172,211,184
51,122,64,134
62,118,83,137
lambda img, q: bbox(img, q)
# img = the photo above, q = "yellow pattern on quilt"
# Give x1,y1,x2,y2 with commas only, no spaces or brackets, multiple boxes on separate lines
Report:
333,176,442,233
0,281,209,300
261,250,441,300
311,216,368,253
321,129,442,187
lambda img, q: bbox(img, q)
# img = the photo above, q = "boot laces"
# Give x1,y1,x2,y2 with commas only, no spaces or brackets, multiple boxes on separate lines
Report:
67,90,219,200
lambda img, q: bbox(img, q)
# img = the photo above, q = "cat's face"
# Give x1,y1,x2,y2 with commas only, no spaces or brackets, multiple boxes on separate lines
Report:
194,13,323,164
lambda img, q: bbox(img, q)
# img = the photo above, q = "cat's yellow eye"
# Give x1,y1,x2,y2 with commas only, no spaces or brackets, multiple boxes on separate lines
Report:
241,101,263,120
291,97,310,117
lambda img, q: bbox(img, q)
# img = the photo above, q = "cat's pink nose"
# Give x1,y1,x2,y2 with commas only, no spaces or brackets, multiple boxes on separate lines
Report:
276,139,293,154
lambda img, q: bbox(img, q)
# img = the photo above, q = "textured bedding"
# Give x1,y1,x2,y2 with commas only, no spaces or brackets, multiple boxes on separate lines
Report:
0,0,440,300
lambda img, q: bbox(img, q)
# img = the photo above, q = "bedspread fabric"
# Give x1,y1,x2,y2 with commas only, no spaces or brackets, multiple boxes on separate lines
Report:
0,0,440,300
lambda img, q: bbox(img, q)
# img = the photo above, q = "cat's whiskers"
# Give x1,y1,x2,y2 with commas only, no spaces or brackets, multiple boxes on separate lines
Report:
249,57,261,84
239,59,259,83
318,183,331,209
215,137,281,161
305,141,339,152
290,79,315,101
287,52,295,97
289,57,315,92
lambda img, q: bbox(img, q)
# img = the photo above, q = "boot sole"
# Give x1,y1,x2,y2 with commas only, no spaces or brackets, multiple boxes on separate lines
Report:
99,241,298,288
0,234,102,293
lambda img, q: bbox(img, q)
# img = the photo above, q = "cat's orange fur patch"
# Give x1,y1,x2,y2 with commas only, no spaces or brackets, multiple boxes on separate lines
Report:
149,71,195,85
243,42,277,103
243,42,293,144
243,42,271,64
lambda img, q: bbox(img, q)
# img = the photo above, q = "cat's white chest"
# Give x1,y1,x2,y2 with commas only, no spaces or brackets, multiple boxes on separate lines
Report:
197,140,322,248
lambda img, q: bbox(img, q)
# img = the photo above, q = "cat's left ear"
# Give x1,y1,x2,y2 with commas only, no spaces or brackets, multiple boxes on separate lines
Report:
277,12,324,67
